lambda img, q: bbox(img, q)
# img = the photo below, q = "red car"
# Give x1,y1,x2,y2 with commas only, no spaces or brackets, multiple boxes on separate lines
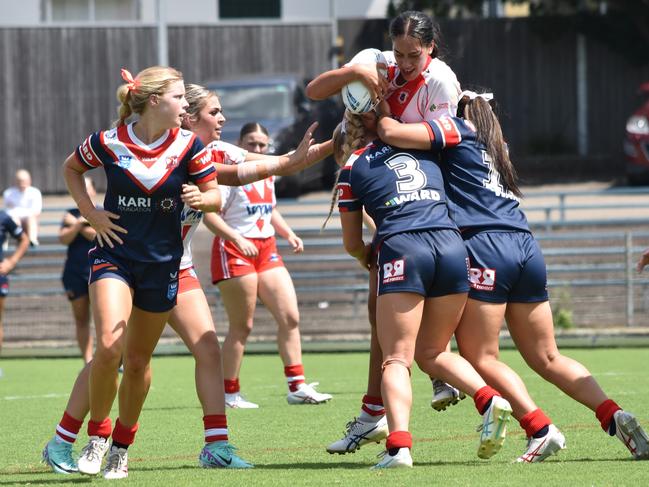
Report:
625,82,649,184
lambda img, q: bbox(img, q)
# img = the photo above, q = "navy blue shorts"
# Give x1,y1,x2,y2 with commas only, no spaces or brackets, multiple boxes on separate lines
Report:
376,229,469,297
463,231,549,304
0,274,8,297
88,248,180,312
62,269,89,301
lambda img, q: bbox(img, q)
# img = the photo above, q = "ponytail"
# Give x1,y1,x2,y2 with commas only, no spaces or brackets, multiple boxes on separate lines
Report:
461,95,522,198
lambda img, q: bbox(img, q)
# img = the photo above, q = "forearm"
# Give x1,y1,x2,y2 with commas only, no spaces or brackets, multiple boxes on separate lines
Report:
377,117,431,150
9,234,30,266
270,209,294,240
63,157,95,218
58,223,81,245
306,67,358,100
202,212,241,242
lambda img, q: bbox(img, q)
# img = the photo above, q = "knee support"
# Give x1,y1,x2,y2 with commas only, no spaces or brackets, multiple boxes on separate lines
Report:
381,358,411,376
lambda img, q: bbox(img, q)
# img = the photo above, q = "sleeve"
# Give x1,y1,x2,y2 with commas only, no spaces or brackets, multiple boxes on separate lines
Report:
424,116,463,151
218,185,233,214
424,78,461,120
75,132,104,169
209,141,248,165
337,163,362,213
187,138,217,184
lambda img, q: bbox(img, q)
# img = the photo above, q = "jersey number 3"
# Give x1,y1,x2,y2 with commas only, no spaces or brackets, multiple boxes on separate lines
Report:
384,154,427,193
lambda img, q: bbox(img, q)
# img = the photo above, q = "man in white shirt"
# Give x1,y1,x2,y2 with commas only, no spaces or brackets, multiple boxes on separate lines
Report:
3,169,42,246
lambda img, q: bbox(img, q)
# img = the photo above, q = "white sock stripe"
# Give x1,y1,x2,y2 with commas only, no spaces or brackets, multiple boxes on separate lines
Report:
56,425,77,439
204,427,228,437
363,403,384,412
287,375,305,382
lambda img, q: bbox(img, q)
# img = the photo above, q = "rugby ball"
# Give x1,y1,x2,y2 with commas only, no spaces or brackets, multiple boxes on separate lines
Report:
341,48,386,114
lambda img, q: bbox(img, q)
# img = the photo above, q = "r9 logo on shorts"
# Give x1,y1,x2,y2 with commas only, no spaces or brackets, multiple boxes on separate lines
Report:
382,258,405,284
469,267,496,291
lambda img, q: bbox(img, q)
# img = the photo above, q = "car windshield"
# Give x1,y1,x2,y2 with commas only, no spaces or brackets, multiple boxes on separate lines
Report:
213,83,293,120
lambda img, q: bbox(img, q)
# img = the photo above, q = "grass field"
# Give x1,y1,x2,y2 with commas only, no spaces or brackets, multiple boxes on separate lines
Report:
1,348,649,486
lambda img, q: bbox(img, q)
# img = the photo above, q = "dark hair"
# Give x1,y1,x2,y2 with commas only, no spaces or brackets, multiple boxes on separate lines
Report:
389,10,441,59
458,95,522,198
239,122,269,140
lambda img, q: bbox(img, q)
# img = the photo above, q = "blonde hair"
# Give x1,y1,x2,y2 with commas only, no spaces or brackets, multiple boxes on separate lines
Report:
184,83,218,122
114,66,184,127
322,110,367,230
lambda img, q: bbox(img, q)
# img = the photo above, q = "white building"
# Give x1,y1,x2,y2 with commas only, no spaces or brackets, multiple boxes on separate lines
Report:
0,0,391,25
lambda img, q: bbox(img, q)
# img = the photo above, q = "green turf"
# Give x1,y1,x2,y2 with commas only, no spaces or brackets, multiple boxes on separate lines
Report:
1,348,648,486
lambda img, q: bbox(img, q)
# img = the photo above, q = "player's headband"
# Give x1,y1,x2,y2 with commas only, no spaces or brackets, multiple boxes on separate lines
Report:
121,68,139,92
460,90,493,102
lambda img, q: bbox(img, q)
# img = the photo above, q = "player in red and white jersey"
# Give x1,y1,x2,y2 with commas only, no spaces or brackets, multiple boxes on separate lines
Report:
306,11,460,122
205,122,333,407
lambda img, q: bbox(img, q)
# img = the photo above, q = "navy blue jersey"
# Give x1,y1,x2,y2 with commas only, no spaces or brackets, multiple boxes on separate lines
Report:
75,123,215,263
0,210,23,261
337,140,456,244
61,208,94,277
424,116,529,233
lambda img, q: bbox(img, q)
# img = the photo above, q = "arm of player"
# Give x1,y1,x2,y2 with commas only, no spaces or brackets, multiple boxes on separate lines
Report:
271,208,303,253
182,179,221,213
637,248,649,273
376,115,431,150
58,211,83,245
341,210,368,269
202,212,258,257
215,123,322,185
63,153,127,248
306,64,387,101
0,231,29,275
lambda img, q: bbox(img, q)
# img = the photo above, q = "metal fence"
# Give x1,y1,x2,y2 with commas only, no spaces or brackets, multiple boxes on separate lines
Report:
3,186,649,354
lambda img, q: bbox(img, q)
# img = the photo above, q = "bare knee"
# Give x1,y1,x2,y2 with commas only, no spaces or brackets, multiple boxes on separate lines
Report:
526,349,561,375
191,333,221,366
123,351,152,377
230,321,254,341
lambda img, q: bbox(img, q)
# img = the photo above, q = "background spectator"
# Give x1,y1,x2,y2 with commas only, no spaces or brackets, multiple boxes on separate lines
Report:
3,169,42,246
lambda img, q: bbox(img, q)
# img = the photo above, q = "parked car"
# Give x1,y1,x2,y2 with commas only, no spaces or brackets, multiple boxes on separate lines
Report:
624,82,649,185
205,75,343,197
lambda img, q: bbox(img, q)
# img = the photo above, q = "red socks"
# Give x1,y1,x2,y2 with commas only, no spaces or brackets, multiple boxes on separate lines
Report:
55,411,83,444
519,409,552,437
386,431,412,450
224,378,240,394
360,395,385,419
284,364,305,392
111,418,139,446
87,418,112,439
203,414,228,443
596,399,622,433
473,385,500,415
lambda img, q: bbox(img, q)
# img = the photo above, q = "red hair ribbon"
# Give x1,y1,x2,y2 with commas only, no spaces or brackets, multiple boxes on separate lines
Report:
120,68,139,92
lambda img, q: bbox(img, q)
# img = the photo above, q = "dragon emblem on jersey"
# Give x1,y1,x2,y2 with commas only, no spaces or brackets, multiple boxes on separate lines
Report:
117,155,132,169
397,91,409,104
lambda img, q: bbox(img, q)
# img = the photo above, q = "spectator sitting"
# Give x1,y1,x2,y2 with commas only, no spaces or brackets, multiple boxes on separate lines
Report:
3,169,42,246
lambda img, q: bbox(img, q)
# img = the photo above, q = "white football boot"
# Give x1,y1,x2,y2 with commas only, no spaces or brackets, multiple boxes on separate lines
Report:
371,447,413,469
326,415,388,454
287,382,332,405
225,392,259,409
612,410,649,460
77,436,110,475
477,396,513,459
516,424,566,463
431,379,466,412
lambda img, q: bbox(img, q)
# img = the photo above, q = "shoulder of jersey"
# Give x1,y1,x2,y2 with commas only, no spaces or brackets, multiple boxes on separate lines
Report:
423,58,458,81
179,128,196,139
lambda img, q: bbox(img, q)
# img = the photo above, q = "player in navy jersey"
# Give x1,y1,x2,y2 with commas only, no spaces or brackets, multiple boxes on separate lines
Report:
336,120,513,468
376,91,649,462
59,177,98,364
61,66,220,480
0,209,30,360
41,82,327,478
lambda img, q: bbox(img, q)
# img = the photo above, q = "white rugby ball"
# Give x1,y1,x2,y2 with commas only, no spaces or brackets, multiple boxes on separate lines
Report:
341,48,386,114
